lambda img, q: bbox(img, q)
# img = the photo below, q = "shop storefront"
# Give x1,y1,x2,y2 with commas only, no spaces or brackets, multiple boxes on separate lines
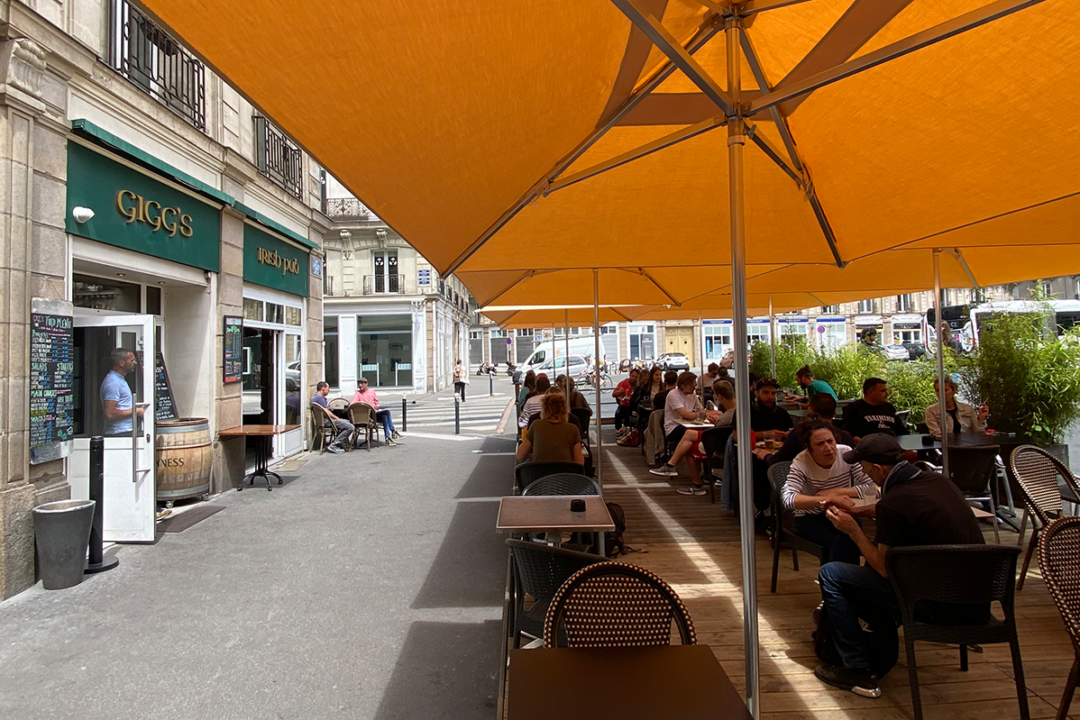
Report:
777,317,809,343
814,317,847,350
325,303,427,394
628,323,656,362
855,314,884,344
890,314,924,344
703,320,732,360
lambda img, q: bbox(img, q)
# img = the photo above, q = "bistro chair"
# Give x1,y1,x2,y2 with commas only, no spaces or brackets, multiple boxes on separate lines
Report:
505,539,605,649
327,397,350,412
887,544,1028,720
767,461,825,594
700,426,733,505
1009,445,1080,590
347,401,381,452
309,404,336,455
1037,516,1080,720
514,462,585,495
948,445,1002,543
543,561,696,648
521,473,599,497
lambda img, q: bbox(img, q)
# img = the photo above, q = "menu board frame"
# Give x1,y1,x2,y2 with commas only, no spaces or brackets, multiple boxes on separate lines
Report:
29,298,75,465
223,316,243,384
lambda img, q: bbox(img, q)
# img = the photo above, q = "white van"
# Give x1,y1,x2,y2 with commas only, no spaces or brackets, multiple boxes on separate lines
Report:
516,337,599,381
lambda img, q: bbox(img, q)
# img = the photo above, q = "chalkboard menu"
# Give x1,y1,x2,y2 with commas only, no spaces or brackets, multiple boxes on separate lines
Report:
138,351,178,422
30,312,75,450
223,316,243,384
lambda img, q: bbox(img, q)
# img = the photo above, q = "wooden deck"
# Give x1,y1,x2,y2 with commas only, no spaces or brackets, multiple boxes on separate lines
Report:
596,433,1078,720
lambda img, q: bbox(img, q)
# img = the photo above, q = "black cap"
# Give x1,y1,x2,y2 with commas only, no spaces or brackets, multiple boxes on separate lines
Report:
842,433,905,465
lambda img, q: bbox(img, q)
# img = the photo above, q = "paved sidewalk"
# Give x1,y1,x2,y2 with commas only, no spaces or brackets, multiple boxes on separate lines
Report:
0,432,517,720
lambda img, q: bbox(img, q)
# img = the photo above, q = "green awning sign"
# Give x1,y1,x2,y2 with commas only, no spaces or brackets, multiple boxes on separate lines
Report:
243,224,309,297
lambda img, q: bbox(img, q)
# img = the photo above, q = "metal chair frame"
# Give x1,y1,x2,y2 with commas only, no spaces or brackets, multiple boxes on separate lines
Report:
947,444,1002,543
700,426,733,505
514,462,585,495
767,460,825,594
521,473,599,497
543,561,696,648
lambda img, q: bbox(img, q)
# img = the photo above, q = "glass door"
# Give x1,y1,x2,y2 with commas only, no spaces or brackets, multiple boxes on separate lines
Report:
69,312,156,542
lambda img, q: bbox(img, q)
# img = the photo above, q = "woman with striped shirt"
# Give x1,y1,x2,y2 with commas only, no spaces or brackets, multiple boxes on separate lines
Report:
783,419,876,565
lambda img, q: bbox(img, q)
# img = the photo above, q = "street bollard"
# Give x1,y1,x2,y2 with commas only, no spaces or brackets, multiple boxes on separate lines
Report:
85,436,118,575
401,395,407,432
455,398,460,434
489,371,494,397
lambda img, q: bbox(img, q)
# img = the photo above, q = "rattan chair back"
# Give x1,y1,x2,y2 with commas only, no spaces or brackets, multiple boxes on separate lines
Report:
948,445,1000,495
347,401,377,428
521,473,598,497
1038,516,1080,645
309,404,334,453
327,397,350,411
1010,445,1077,526
543,561,696,648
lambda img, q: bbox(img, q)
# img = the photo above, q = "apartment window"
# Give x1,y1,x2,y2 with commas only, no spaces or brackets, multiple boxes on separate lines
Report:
857,299,874,314
109,0,206,131
367,250,401,294
253,116,303,199
821,305,840,314
896,294,912,312
1042,280,1053,298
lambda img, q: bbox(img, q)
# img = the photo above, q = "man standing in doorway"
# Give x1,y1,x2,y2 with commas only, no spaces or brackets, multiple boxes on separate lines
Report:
100,348,143,437
353,378,402,446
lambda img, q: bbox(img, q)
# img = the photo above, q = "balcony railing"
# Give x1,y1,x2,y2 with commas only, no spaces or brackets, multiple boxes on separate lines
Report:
109,0,206,131
363,274,406,295
323,197,372,219
254,116,303,200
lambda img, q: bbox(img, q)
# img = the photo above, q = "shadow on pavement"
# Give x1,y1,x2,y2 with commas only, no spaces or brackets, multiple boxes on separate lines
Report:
456,452,514,499
411,500,504,609
372,620,501,720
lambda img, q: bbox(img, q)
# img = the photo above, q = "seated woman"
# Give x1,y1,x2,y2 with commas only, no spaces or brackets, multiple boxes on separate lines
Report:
517,370,537,405
781,419,876,565
515,390,584,465
924,377,988,437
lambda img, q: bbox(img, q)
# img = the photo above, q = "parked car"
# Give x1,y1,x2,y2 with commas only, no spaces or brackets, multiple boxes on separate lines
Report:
656,353,691,371
884,344,909,361
902,341,927,360
536,354,589,378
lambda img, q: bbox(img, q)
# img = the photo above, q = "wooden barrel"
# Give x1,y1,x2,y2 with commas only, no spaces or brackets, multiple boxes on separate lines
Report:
156,418,212,503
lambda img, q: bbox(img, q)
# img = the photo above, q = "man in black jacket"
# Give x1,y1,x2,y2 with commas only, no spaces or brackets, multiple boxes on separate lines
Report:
842,377,908,442
813,434,984,698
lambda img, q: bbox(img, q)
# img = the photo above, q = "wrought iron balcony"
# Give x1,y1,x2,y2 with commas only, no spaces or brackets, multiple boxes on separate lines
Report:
109,0,207,131
363,274,406,295
254,116,303,200
323,197,372,219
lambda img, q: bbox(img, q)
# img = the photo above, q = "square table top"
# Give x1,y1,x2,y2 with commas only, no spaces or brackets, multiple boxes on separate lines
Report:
676,418,714,429
496,496,614,534
218,424,300,438
507,645,752,720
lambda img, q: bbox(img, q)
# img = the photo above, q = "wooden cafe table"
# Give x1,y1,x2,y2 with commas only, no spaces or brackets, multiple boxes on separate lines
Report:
507,645,752,720
218,424,299,491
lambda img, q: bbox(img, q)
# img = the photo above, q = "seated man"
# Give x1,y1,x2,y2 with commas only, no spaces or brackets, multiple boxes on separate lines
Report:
612,367,640,437
651,379,735,495
515,391,584,465
781,419,874,565
756,393,853,466
842,377,908,442
518,374,551,428
698,362,720,400
787,365,838,408
925,377,988,437
814,434,985,698
555,374,591,412
352,377,401,446
311,381,353,453
749,378,794,518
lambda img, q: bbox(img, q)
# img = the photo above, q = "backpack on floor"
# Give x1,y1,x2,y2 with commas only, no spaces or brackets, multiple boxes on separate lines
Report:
813,604,900,678
605,502,627,557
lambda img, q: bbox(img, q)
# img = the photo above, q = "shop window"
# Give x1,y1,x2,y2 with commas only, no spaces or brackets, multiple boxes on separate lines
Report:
243,297,263,322
73,274,141,313
285,306,302,327
266,302,284,325
358,314,413,387
145,285,162,315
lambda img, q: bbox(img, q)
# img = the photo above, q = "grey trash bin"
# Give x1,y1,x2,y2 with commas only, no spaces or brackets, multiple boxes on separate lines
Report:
33,499,96,590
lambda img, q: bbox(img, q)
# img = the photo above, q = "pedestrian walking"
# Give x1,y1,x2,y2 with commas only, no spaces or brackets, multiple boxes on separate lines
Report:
453,359,469,403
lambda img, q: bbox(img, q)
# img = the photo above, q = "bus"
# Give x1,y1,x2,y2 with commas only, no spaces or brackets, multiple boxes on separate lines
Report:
928,299,1080,351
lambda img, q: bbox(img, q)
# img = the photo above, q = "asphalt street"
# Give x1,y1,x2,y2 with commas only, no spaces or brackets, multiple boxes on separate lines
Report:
0,423,518,719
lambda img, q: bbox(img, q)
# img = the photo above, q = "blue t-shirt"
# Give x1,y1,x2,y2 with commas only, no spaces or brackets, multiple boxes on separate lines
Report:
311,394,329,408
806,379,838,401
100,370,133,435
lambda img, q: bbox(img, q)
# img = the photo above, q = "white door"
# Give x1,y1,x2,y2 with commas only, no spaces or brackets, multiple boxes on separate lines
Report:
70,313,156,543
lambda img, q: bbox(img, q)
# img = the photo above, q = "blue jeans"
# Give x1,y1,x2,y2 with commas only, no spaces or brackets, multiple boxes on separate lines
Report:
795,512,861,565
376,409,395,437
818,561,896,671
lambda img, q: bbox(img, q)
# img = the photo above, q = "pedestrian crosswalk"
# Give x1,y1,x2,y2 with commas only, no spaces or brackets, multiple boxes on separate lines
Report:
401,391,515,435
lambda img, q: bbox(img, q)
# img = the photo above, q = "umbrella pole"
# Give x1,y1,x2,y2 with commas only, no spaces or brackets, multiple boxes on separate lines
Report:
769,294,776,379
727,17,760,720
564,309,570,369
593,270,603,497
698,311,705,376
933,250,950,477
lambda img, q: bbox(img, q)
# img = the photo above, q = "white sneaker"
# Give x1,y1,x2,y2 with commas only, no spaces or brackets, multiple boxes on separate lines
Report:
326,444,344,454
649,465,678,477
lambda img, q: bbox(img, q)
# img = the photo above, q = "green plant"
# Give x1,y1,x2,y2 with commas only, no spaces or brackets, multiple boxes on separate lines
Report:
882,356,956,423
957,308,1080,444
749,337,814,387
809,345,885,400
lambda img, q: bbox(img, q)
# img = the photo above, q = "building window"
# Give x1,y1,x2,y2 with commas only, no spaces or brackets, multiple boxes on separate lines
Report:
1042,280,1053,297
109,0,206,131
367,251,402,294
253,116,303,199
357,314,413,388
857,299,874,314
821,305,839,314
896,294,912,312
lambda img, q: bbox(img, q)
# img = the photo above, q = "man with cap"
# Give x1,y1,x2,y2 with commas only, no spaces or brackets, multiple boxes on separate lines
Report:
813,433,985,698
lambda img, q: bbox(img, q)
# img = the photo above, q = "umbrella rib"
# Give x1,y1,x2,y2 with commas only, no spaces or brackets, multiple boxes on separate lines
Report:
546,115,727,196
946,248,980,289
609,0,734,117
443,19,724,276
476,270,540,307
751,0,1049,116
637,268,683,306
